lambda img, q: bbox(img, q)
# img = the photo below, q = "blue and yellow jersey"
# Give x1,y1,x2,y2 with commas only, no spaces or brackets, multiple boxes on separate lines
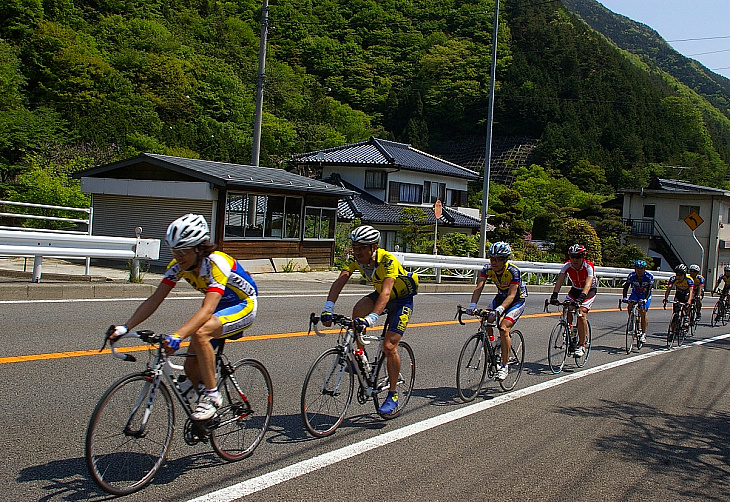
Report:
162,251,257,308
626,270,654,298
690,274,705,291
479,261,528,300
717,274,730,288
668,274,694,293
344,248,418,300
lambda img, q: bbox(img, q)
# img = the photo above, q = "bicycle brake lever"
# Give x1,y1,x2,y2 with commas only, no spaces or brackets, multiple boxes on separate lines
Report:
456,306,465,325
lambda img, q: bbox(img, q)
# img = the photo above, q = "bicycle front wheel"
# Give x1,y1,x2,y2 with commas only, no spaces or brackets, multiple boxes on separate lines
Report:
625,310,635,354
548,321,569,374
635,313,644,350
667,314,678,348
85,373,174,496
373,341,415,419
301,348,354,437
711,301,721,327
499,329,525,392
211,359,273,462
456,333,487,402
575,321,592,367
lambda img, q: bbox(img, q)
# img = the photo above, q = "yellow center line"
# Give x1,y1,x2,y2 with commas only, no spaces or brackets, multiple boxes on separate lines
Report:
0,306,681,365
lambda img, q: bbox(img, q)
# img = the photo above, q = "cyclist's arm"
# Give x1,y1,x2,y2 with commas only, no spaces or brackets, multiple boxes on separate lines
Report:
664,283,673,301
174,290,223,339
124,282,173,330
580,274,593,297
371,277,395,316
645,283,653,299
326,270,352,303
469,274,487,305
622,282,629,298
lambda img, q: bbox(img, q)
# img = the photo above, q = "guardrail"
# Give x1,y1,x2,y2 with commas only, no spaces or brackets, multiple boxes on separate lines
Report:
0,229,160,282
391,252,675,286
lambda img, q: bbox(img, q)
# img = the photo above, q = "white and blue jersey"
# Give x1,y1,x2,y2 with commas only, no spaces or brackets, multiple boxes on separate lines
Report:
625,270,653,308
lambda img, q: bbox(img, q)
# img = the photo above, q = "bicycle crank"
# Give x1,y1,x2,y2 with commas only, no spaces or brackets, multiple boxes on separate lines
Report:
183,419,211,445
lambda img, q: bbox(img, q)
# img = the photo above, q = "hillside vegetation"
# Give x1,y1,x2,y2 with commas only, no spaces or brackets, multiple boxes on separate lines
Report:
1,0,729,263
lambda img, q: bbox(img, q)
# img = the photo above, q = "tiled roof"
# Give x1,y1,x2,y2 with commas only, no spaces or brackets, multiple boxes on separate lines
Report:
620,177,730,197
292,137,479,181
76,153,352,196
325,176,483,228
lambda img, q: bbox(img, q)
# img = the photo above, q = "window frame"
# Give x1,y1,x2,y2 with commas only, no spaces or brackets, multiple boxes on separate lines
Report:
303,206,338,241
365,170,386,189
224,191,303,240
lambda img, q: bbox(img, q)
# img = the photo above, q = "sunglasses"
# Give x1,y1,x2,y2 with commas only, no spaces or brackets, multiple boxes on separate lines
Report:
569,254,584,259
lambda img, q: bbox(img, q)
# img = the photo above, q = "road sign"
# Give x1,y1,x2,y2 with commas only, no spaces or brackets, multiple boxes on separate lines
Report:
434,200,442,219
684,211,703,231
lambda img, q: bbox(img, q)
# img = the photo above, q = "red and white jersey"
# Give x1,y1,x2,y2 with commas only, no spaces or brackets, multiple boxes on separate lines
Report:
560,260,598,289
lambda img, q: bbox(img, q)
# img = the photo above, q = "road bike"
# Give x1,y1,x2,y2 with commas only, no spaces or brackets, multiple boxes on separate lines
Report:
619,298,646,354
664,300,690,348
301,312,415,437
710,291,730,327
688,296,702,335
454,305,525,402
85,329,273,495
545,299,592,374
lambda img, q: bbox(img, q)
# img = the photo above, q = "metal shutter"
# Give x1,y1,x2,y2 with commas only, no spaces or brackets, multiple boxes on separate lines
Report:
91,195,214,267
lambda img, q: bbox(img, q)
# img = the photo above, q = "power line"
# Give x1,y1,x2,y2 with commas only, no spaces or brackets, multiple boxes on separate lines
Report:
667,35,730,42
686,48,730,57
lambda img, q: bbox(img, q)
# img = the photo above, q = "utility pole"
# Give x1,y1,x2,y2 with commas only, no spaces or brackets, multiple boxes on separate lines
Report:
479,0,499,258
251,0,269,167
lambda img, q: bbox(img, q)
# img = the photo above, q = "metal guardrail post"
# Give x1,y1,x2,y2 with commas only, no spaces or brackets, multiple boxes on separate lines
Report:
32,256,42,283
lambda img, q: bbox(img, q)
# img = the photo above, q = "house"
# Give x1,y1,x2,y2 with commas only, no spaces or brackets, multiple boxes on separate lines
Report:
289,137,483,250
75,153,352,268
621,177,730,283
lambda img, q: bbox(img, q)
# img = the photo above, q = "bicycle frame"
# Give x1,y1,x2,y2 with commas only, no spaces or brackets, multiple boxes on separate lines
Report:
664,300,690,348
544,298,592,373
456,306,503,369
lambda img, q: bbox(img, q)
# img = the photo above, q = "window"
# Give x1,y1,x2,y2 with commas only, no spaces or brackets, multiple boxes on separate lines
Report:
643,204,655,218
389,181,422,204
303,207,337,239
224,192,302,239
446,189,468,207
423,181,446,204
678,205,700,221
365,170,386,189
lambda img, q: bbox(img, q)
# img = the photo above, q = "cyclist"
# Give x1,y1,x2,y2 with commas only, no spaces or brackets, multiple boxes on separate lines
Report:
621,259,653,343
688,263,705,322
663,264,694,322
550,244,597,358
321,225,418,415
713,265,730,301
466,241,527,381
109,214,258,421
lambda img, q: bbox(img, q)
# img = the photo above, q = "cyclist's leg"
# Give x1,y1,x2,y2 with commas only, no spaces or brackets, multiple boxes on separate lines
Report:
352,292,378,349
575,291,596,347
639,296,651,333
382,296,413,391
499,300,525,366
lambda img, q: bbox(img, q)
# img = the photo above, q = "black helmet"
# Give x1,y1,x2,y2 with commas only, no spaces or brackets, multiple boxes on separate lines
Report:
674,264,687,275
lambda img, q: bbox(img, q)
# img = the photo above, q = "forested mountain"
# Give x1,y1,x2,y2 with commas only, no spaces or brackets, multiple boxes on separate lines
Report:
1,0,730,211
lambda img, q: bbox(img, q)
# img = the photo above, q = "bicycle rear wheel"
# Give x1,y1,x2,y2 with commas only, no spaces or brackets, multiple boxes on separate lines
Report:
723,302,730,326
211,359,273,462
456,333,487,402
575,321,592,367
625,310,635,354
635,313,644,350
301,348,354,437
499,329,524,391
373,341,415,419
85,373,174,496
547,321,568,374
667,314,678,348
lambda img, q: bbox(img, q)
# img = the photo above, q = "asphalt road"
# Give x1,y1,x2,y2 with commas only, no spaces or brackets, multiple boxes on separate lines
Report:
2,291,730,501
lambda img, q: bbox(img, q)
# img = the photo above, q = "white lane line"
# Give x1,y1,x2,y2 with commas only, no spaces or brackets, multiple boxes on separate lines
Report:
187,332,730,502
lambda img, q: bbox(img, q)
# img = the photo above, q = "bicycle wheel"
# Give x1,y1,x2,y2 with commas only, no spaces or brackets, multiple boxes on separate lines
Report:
723,302,730,326
635,312,644,350
211,359,273,462
499,329,525,391
575,321,592,367
300,348,354,437
373,341,415,419
625,309,635,354
687,307,696,338
456,333,487,402
711,301,721,327
666,314,678,349
85,373,174,496
677,315,689,347
547,321,569,374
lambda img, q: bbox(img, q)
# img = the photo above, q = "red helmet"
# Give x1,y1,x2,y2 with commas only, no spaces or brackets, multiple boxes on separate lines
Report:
568,244,586,256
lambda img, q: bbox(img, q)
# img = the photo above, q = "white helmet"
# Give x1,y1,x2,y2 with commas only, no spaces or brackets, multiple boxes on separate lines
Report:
488,241,512,258
350,225,380,245
689,264,700,272
166,214,210,249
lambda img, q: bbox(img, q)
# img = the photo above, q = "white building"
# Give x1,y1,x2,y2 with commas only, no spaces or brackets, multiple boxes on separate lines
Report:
621,177,730,286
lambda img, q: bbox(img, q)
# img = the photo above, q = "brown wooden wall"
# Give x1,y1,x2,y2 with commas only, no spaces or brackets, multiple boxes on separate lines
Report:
219,240,335,269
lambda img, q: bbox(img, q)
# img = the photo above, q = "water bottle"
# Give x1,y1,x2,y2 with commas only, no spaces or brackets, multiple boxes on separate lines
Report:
355,348,370,377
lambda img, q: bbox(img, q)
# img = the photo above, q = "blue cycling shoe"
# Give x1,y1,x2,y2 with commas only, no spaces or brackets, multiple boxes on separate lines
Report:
378,391,399,415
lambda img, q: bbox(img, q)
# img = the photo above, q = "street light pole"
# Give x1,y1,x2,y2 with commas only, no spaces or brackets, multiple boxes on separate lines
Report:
479,0,499,258
251,0,269,167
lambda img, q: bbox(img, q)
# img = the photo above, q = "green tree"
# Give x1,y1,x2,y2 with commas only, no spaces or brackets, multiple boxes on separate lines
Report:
398,207,430,253
552,217,602,265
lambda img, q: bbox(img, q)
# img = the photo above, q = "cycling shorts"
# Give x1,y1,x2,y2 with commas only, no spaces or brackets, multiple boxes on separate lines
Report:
210,298,258,349
366,291,414,336
566,287,597,310
489,296,525,324
628,292,651,310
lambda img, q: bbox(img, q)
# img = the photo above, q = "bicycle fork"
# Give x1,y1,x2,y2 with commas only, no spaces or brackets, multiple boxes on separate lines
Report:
125,371,162,438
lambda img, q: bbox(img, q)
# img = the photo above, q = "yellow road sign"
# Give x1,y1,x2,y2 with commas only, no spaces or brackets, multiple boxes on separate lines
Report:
684,211,703,231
